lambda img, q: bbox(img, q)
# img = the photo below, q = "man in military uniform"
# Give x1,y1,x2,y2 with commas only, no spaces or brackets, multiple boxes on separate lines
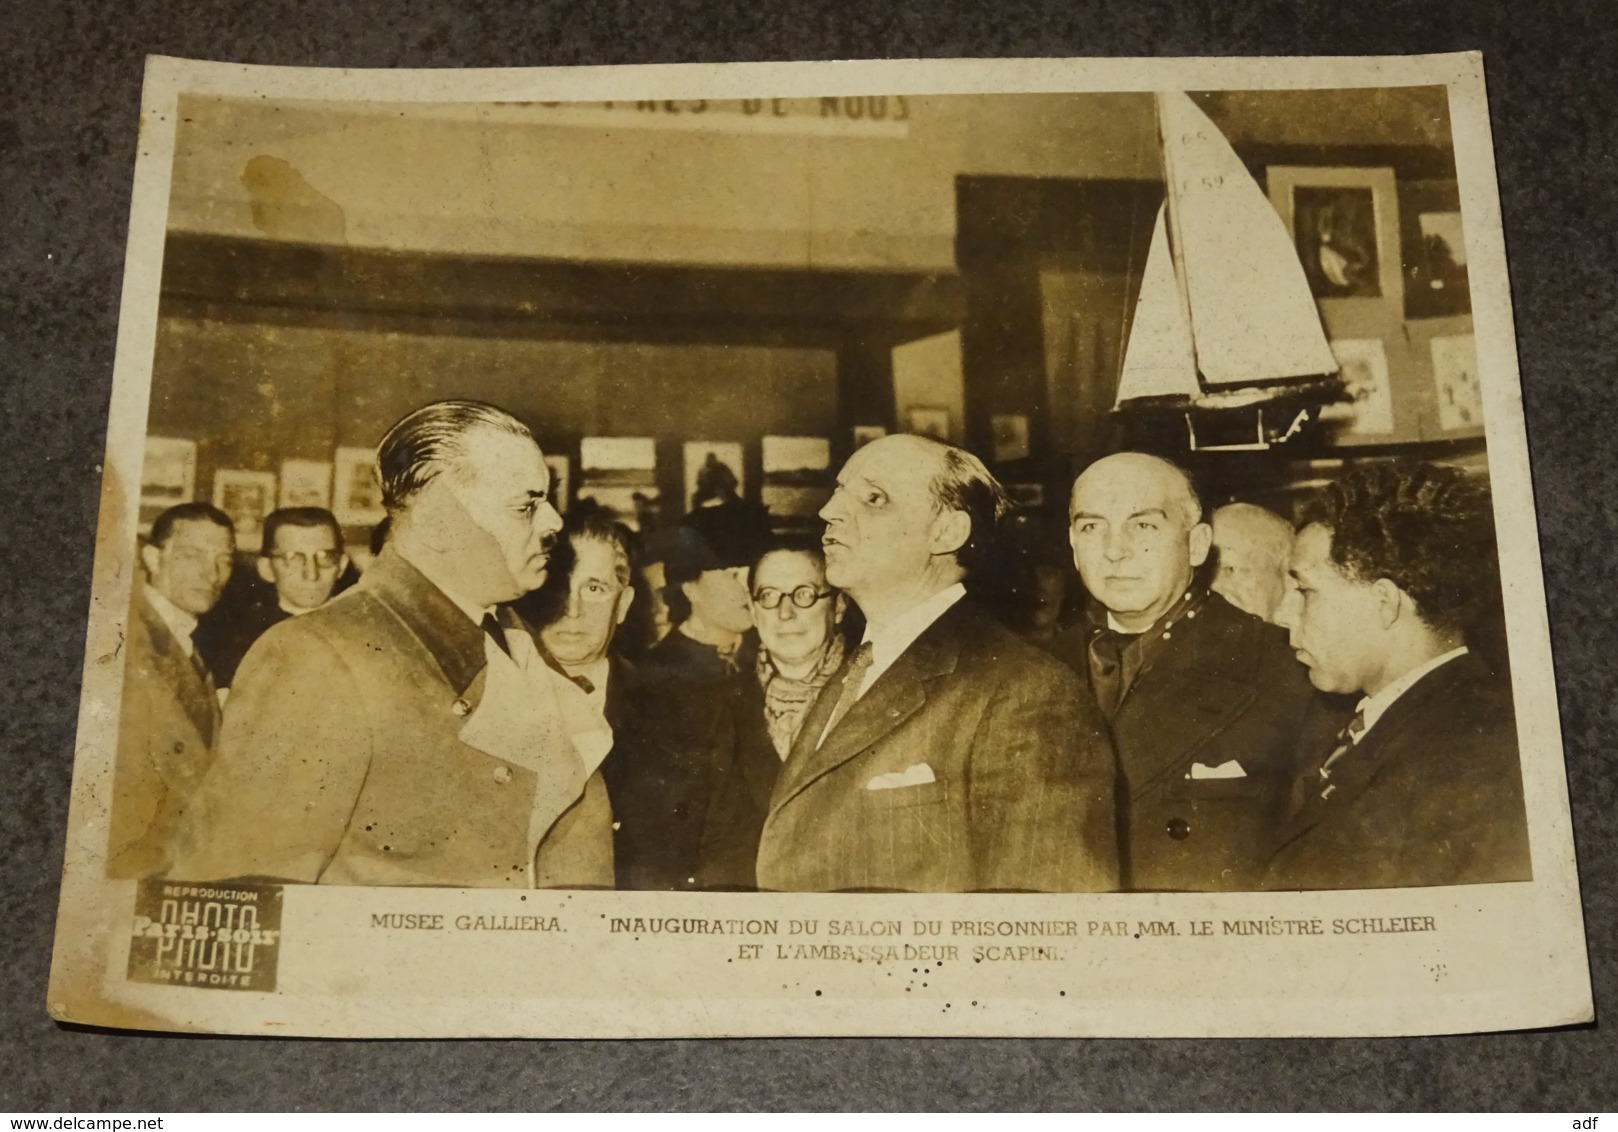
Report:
1053,452,1328,891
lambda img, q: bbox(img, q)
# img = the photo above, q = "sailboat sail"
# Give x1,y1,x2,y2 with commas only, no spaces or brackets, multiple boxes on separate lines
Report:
1115,91,1338,411
1114,204,1200,403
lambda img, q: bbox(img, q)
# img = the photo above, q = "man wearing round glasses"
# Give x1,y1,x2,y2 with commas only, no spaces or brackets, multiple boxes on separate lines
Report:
195,507,351,690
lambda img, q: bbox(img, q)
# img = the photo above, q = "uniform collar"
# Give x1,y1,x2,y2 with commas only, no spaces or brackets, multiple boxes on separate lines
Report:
360,547,490,694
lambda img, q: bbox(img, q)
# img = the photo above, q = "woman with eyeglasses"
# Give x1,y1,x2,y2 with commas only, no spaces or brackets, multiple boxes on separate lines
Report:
691,533,860,889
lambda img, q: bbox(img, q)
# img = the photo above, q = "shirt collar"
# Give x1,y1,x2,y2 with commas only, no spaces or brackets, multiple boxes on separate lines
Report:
1355,646,1470,739
861,582,966,680
143,584,198,656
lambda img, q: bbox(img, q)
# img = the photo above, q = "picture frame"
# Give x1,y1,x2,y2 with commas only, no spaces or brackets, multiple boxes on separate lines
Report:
990,413,1031,463
1430,333,1483,432
905,406,952,442
1267,166,1404,317
210,468,277,553
1322,337,1395,436
139,436,197,512
331,446,387,528
278,458,333,510
682,441,745,513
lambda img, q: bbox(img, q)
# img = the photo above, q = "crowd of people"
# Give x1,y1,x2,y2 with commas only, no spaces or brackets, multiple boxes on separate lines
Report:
107,398,1532,893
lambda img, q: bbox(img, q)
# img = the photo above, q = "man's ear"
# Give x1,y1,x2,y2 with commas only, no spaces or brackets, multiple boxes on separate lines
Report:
929,508,972,557
138,542,162,581
1371,577,1405,629
1188,521,1214,568
614,585,634,627
255,557,276,585
831,592,847,626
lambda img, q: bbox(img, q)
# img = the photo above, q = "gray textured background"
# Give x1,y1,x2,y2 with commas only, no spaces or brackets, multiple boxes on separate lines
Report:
2,0,1613,1111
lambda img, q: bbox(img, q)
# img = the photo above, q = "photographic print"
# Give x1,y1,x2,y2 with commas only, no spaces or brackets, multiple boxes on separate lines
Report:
278,458,332,509
48,54,1589,1041
331,445,386,527
210,469,277,552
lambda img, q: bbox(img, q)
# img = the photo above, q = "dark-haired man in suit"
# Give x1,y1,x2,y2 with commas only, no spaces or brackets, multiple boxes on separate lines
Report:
755,433,1116,893
1265,461,1530,889
109,502,235,878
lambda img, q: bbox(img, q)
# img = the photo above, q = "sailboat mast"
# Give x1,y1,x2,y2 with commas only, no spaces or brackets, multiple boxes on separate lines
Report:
1156,92,1202,388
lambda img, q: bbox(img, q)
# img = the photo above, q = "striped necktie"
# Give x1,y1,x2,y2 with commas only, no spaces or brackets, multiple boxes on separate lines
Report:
1316,710,1366,799
816,642,874,747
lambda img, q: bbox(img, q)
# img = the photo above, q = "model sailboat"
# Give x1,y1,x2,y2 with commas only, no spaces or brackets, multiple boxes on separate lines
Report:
1115,92,1344,451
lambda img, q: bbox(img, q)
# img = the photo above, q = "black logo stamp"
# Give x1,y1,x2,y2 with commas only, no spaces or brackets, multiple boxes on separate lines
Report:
127,879,283,992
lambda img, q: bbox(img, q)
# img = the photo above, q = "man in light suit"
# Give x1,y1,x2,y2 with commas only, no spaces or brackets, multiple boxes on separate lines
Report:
1264,461,1530,889
109,502,236,878
755,434,1116,893
172,400,614,888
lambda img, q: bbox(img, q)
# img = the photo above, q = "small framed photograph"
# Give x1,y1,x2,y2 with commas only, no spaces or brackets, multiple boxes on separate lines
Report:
906,407,951,442
278,458,333,510
140,437,197,509
1268,166,1403,312
211,469,277,552
682,441,745,512
851,425,887,449
1430,333,1483,432
990,414,1031,463
332,446,387,527
1323,338,1395,435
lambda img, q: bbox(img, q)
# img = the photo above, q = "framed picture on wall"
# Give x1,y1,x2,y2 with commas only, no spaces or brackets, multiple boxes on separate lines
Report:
332,446,387,527
1267,166,1403,315
1431,333,1484,432
682,441,745,513
211,469,277,552
851,425,887,449
906,406,951,441
278,458,333,510
990,413,1031,462
1398,179,1471,320
140,436,197,510
1322,338,1395,436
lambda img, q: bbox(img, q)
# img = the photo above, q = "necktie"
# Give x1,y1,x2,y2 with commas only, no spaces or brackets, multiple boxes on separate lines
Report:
1087,629,1128,718
1315,710,1366,799
480,612,512,659
818,641,874,746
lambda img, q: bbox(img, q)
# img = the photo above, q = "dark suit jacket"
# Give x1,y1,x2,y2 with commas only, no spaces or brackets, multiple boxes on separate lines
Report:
1052,592,1331,892
693,673,786,890
108,585,222,878
1263,652,1531,890
170,548,613,888
755,598,1118,893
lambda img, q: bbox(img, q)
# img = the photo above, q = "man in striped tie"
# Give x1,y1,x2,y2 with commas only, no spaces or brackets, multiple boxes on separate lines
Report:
1263,461,1531,890
755,433,1118,893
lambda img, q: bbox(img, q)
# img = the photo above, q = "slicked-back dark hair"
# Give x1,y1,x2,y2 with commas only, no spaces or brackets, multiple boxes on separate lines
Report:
149,501,234,548
260,507,342,556
376,400,533,517
1301,460,1498,637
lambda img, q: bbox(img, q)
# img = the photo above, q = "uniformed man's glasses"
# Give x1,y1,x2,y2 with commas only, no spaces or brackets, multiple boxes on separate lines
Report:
269,550,343,572
752,585,832,610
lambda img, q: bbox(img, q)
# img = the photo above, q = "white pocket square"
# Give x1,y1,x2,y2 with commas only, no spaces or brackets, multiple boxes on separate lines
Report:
866,763,937,791
1188,759,1246,780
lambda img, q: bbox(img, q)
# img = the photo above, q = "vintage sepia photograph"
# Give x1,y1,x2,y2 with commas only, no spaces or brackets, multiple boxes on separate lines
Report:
47,53,1590,1039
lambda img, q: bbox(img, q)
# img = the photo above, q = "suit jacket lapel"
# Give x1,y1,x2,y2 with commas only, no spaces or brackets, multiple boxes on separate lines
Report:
1271,657,1469,851
134,587,219,745
771,606,962,809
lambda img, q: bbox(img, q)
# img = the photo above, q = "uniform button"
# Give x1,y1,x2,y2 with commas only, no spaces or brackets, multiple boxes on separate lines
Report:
451,698,471,716
1166,817,1191,840
493,765,512,785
